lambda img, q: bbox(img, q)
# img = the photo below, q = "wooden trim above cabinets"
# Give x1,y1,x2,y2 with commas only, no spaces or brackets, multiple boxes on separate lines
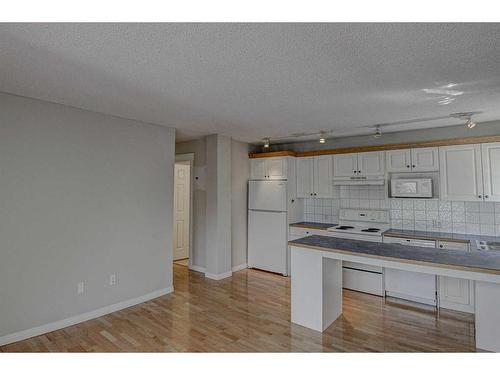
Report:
248,150,297,158
248,135,500,158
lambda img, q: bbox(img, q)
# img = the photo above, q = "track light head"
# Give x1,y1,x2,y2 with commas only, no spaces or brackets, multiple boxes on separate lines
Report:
373,126,382,138
319,132,326,144
466,119,476,129
263,137,270,148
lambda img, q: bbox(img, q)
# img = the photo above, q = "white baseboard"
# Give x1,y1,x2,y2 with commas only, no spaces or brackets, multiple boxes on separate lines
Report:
189,264,206,273
231,263,248,272
205,271,232,280
0,286,174,347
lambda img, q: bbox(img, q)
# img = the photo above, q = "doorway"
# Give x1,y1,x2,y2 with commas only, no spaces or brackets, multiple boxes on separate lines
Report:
173,155,193,267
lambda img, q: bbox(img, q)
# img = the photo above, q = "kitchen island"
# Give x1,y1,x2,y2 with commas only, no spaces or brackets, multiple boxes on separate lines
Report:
289,235,500,352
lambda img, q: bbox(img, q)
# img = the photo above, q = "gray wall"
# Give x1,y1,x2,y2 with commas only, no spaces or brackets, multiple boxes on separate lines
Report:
231,140,250,268
175,138,207,269
0,92,175,338
175,137,250,270
251,121,500,153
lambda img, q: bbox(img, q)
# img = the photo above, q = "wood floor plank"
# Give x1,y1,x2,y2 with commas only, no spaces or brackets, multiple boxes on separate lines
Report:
1,264,476,352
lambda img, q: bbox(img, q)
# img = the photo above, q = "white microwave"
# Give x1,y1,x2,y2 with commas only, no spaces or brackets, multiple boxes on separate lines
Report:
391,178,433,198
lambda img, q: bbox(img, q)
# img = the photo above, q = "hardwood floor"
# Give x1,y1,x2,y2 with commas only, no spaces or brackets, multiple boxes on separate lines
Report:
1,264,476,352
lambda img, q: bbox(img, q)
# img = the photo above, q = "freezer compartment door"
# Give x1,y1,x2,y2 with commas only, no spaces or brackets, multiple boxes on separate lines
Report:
248,210,287,275
248,180,287,212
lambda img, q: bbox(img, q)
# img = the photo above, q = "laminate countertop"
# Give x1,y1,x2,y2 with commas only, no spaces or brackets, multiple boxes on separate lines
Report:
289,222,337,230
289,235,500,275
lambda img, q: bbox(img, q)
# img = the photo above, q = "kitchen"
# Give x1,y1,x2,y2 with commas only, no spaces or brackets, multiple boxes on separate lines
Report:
247,135,500,352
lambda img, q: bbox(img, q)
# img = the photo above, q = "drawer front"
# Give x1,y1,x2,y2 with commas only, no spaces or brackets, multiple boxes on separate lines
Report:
289,227,313,239
437,240,469,251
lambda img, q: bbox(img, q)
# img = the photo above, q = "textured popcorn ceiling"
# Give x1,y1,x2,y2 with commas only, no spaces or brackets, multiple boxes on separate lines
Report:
0,23,499,142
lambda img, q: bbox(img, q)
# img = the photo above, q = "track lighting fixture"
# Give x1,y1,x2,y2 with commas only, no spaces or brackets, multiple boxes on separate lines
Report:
466,119,476,129
449,112,479,130
263,137,270,148
373,126,382,138
319,133,326,144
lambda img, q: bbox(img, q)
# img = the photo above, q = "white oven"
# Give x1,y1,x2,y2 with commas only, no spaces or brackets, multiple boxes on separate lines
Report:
390,178,432,198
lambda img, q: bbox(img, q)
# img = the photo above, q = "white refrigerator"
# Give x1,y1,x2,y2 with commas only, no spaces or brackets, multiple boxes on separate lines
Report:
248,180,289,276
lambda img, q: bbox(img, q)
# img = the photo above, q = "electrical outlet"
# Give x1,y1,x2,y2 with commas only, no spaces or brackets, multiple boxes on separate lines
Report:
77,282,84,295
109,274,117,286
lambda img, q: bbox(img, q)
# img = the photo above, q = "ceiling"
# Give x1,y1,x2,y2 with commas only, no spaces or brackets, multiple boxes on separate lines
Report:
1,23,499,143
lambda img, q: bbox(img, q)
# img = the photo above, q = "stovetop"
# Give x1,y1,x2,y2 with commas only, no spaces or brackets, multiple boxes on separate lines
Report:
327,224,387,236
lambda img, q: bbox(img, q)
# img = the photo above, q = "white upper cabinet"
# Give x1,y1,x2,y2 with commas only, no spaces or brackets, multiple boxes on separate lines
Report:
481,142,500,202
296,157,314,198
440,144,484,201
386,147,438,172
333,151,385,177
411,147,439,172
333,153,357,177
358,151,385,176
296,155,333,198
250,157,288,180
386,149,412,172
250,158,267,179
314,155,333,198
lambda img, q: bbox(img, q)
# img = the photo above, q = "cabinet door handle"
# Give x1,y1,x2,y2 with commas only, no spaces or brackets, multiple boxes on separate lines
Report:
478,195,482,198
412,165,416,168
439,245,443,248
485,195,489,199
353,170,357,173
358,170,361,173
406,165,410,168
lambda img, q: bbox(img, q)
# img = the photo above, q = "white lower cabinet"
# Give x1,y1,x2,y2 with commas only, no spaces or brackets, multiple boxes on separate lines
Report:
437,241,475,313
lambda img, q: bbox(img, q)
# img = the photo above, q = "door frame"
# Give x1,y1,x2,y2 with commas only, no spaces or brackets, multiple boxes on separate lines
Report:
174,153,194,268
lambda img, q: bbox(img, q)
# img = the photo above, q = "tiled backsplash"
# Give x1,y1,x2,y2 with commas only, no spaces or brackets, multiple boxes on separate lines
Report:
302,185,500,236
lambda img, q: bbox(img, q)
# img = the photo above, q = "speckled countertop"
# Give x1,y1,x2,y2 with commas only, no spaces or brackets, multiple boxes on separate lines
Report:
289,222,500,247
289,222,337,230
288,235,500,274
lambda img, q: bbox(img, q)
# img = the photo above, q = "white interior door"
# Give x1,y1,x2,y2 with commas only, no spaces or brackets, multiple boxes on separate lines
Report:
296,157,314,198
481,142,500,202
386,149,411,172
314,155,333,198
439,144,483,201
173,163,190,260
411,147,439,172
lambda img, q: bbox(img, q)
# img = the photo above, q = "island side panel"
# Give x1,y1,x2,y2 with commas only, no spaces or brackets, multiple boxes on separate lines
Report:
322,257,343,330
290,246,342,331
476,281,500,352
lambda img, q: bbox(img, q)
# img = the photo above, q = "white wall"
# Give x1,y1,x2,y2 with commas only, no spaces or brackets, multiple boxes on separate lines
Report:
0,92,175,340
